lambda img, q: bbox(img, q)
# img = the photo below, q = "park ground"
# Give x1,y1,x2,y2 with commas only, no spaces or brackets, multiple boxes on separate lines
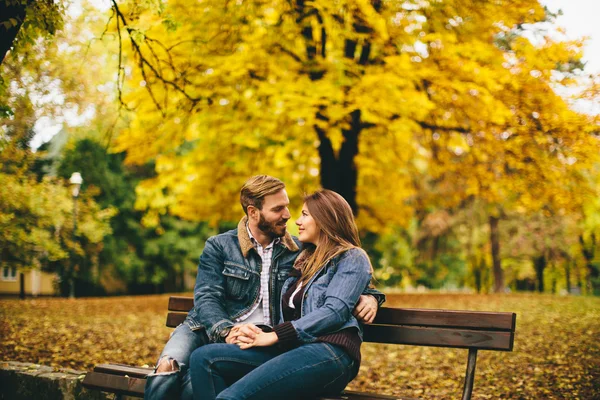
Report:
1,293,598,399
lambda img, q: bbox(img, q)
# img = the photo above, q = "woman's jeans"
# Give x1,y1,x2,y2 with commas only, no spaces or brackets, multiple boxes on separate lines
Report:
145,324,209,400
189,342,358,400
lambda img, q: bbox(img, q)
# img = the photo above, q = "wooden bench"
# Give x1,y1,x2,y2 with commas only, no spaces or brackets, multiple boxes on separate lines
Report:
83,296,516,400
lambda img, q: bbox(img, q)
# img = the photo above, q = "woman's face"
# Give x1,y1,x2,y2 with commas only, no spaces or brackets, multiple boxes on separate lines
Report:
296,204,320,245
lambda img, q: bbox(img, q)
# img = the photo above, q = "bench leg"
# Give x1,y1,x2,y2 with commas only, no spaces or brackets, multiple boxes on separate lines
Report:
461,348,478,400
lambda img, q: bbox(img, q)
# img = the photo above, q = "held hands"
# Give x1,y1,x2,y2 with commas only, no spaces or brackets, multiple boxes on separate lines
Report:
237,331,278,349
225,324,278,349
353,295,378,324
225,323,262,344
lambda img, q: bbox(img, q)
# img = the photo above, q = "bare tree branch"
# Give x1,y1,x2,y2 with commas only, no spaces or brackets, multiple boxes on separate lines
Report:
110,0,208,112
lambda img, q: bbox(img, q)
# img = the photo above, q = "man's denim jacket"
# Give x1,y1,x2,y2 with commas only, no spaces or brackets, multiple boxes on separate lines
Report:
186,217,385,343
279,248,373,342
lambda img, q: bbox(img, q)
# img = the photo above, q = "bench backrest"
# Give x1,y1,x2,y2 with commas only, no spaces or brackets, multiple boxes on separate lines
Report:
166,296,516,351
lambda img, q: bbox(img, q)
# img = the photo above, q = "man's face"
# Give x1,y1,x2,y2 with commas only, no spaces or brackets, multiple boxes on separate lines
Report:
255,189,291,238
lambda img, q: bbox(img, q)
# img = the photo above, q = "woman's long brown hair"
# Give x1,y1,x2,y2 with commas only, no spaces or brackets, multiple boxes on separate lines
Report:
299,189,368,285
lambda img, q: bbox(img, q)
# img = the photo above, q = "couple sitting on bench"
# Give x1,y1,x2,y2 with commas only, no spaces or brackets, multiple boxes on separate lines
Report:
145,175,385,400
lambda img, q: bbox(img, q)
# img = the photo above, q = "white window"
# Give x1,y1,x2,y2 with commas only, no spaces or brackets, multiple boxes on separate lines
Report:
2,266,17,281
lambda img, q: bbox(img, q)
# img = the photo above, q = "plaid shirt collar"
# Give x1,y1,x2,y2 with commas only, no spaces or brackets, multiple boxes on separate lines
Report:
246,223,281,250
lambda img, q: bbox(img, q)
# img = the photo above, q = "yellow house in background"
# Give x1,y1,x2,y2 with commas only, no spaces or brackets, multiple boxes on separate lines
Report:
0,266,57,296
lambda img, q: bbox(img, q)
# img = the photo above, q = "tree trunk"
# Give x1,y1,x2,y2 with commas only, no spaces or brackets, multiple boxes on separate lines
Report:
317,110,361,214
473,258,484,294
565,260,571,294
19,272,25,299
0,1,27,64
489,215,504,293
298,3,371,215
533,255,546,293
550,261,557,294
579,234,599,295
575,258,583,291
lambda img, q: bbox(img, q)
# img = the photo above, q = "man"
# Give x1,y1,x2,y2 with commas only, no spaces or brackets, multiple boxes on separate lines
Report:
145,175,384,400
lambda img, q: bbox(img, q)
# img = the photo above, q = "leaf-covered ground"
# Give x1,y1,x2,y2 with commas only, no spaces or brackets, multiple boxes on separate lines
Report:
1,293,598,399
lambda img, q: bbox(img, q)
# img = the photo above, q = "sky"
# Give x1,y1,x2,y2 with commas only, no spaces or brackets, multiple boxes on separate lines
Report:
541,0,600,74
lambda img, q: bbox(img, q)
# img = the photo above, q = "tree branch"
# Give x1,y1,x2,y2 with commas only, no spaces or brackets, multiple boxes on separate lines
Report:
110,0,208,112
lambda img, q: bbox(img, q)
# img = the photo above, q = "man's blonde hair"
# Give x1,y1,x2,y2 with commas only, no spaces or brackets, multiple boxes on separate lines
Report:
240,175,285,215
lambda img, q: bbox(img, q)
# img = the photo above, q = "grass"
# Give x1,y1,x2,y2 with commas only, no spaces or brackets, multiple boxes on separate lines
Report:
1,293,598,399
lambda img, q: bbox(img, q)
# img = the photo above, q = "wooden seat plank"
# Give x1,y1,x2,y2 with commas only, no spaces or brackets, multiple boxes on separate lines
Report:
83,371,411,400
322,390,415,400
168,296,193,312
167,312,514,351
82,371,145,397
373,308,516,331
363,325,514,351
167,311,187,328
168,298,516,332
93,363,153,378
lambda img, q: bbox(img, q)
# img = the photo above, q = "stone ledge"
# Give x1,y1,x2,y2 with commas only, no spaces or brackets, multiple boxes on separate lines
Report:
0,361,118,400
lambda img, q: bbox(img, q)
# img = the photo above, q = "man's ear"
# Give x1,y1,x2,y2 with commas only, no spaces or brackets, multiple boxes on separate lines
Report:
247,205,259,221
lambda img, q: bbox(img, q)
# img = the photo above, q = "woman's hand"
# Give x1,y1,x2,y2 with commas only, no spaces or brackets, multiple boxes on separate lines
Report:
225,323,262,344
237,331,278,349
353,294,378,324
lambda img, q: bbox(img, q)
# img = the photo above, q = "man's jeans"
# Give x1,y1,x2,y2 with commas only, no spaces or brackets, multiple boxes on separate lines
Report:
145,324,209,400
189,342,358,400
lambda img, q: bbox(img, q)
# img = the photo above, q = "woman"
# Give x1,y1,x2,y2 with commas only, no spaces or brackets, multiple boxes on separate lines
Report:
189,189,373,400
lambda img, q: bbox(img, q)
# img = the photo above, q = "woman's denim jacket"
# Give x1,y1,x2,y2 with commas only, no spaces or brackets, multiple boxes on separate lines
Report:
279,248,373,343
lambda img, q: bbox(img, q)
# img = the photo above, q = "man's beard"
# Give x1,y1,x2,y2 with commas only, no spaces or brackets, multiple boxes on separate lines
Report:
258,212,287,238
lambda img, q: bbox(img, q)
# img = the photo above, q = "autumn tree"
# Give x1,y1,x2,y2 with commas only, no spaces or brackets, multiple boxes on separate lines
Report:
9,0,595,292
0,0,64,65
0,5,116,297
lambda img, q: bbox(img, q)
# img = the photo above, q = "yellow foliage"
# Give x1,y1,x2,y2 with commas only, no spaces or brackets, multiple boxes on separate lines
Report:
104,0,599,228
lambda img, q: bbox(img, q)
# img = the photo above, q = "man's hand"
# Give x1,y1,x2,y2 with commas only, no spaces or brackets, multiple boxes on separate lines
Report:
353,295,378,324
237,332,278,350
225,324,262,344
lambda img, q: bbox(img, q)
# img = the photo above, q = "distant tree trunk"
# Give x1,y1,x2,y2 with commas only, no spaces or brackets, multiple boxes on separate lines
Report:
550,261,557,294
489,215,504,293
0,1,27,64
579,234,599,295
19,272,25,299
473,258,484,294
431,235,440,261
565,260,571,294
533,255,546,293
474,269,481,293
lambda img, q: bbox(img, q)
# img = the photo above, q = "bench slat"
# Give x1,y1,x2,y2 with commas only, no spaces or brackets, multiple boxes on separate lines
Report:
93,363,153,378
82,370,411,400
168,297,516,332
167,311,187,328
364,324,513,351
82,371,145,397
323,390,415,399
167,312,514,350
374,308,516,331
169,296,193,311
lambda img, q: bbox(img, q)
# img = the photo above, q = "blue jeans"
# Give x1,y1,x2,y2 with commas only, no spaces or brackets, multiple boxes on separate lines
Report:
145,324,210,400
189,343,358,400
